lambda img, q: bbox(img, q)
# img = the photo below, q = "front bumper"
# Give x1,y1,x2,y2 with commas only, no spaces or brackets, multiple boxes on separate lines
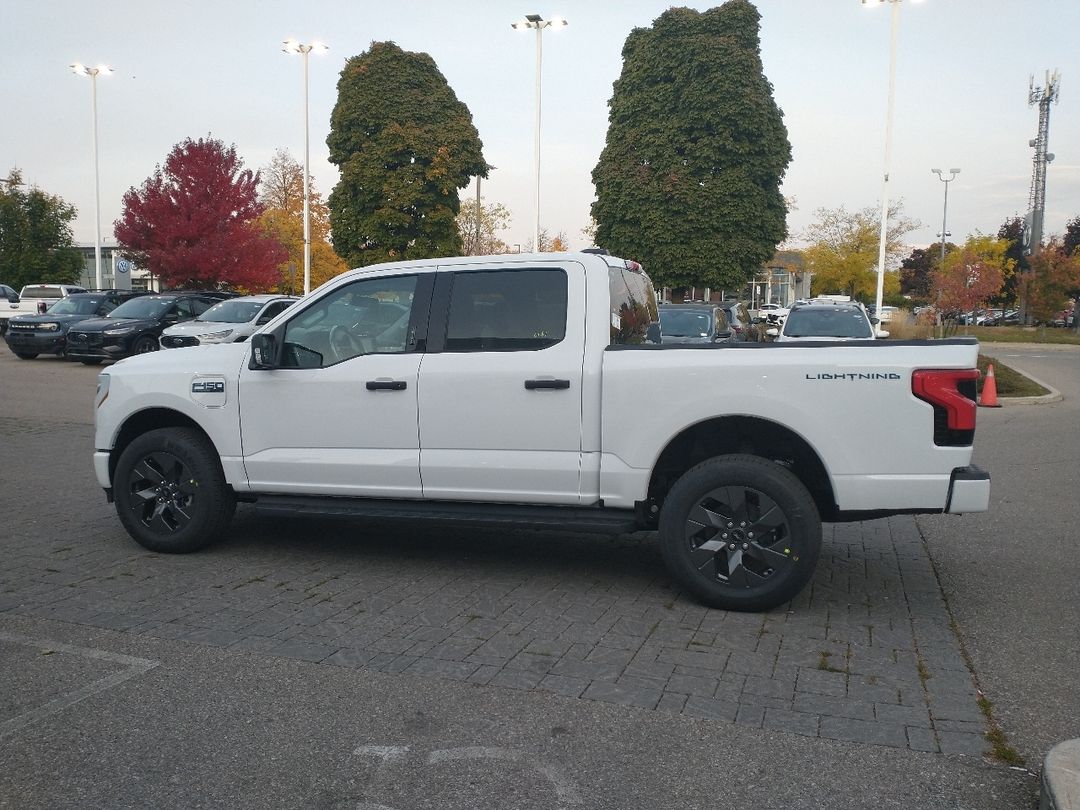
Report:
944,465,991,513
4,332,66,354
66,334,135,360
94,450,112,490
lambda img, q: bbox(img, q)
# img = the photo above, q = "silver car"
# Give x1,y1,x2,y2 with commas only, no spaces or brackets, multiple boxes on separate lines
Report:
159,295,298,348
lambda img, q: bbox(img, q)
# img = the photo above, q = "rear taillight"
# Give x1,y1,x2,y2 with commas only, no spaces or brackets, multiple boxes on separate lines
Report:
912,369,979,446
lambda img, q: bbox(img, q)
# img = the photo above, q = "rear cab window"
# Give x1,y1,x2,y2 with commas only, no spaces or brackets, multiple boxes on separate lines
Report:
608,262,659,345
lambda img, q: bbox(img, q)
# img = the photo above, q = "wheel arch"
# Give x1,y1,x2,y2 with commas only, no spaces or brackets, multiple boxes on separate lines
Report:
110,408,218,484
645,415,837,524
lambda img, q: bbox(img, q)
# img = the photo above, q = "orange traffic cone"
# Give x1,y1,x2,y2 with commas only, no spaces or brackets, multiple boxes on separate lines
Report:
979,363,1002,408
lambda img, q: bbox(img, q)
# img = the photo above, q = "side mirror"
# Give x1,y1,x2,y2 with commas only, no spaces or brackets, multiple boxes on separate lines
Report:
249,332,281,369
870,316,880,325
10,295,19,304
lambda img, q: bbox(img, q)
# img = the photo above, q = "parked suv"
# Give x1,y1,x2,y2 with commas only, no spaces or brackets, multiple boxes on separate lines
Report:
160,295,299,348
715,300,759,341
66,292,219,364
658,303,733,344
4,290,148,359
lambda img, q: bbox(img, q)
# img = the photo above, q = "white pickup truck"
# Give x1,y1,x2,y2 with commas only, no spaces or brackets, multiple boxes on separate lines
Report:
92,252,990,611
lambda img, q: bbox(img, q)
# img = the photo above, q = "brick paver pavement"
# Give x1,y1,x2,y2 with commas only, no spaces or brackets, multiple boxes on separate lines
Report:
0,415,989,756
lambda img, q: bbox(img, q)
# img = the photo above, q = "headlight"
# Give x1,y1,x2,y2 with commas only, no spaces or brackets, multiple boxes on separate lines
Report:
198,329,234,343
95,372,110,409
38,322,60,331
103,325,135,335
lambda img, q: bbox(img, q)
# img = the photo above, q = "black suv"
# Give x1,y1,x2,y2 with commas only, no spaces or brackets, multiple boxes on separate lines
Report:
65,293,219,365
658,303,734,344
4,290,148,360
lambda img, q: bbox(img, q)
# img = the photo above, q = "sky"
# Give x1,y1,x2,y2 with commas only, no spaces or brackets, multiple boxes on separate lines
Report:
4,0,1079,258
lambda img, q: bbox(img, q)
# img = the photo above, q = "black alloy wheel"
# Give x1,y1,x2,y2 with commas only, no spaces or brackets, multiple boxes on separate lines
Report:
659,454,821,612
133,335,158,354
113,428,235,553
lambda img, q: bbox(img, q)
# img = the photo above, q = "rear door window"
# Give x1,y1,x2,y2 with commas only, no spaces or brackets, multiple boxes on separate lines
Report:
443,269,567,352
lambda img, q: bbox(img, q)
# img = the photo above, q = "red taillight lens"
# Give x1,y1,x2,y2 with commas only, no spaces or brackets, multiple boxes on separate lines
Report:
912,369,979,443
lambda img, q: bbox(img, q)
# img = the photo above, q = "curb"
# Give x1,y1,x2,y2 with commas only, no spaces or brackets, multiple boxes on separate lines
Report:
995,370,1063,407
1041,739,1080,810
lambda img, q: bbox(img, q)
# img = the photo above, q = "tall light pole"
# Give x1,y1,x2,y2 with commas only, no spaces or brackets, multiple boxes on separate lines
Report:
862,0,921,322
932,168,959,336
283,39,328,295
70,63,112,290
512,14,567,252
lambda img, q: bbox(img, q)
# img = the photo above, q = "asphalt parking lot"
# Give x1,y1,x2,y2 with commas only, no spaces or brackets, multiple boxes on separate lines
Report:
2,345,1075,808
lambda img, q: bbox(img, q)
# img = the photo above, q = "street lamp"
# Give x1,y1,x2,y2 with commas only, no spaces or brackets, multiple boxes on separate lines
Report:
70,63,113,290
282,39,329,296
931,168,959,268
862,0,923,324
474,164,496,255
932,167,959,336
511,14,568,252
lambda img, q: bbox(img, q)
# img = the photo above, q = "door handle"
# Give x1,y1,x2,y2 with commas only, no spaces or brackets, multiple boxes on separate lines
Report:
366,380,407,391
524,379,571,390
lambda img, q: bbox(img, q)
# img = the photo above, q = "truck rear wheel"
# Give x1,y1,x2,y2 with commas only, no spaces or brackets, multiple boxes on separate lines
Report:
113,427,235,553
659,454,821,612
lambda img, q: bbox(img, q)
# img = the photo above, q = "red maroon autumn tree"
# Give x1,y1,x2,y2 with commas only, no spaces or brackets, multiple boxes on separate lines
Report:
114,137,286,290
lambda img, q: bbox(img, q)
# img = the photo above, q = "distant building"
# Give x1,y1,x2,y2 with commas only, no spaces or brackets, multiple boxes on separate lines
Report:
75,243,160,292
659,250,810,307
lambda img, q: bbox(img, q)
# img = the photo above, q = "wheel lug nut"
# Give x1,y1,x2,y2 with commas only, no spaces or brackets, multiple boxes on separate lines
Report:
729,543,736,550
727,523,733,528
722,533,728,539
740,522,746,527
742,543,749,550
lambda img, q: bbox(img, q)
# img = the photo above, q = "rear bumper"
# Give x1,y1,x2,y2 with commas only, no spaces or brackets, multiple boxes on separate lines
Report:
945,465,991,514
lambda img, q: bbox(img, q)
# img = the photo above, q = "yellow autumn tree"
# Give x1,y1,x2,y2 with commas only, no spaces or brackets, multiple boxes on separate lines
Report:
803,203,918,300
258,148,347,293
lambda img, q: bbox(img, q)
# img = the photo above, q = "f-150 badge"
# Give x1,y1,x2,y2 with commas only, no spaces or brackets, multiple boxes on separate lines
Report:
190,376,227,407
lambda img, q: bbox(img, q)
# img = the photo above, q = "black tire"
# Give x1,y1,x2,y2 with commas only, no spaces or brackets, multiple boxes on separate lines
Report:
113,427,235,553
659,454,821,612
79,358,103,365
13,352,38,360
133,335,158,354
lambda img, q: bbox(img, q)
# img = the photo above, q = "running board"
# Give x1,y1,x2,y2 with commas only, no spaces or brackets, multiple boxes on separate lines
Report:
252,495,639,535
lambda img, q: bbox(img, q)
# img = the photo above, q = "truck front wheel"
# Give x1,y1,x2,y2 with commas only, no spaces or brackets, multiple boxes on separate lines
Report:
113,427,235,553
659,454,821,612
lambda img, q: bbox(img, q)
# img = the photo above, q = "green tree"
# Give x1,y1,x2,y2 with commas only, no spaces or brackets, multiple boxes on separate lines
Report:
456,197,511,255
327,41,487,267
0,169,83,290
803,203,919,301
258,149,348,292
995,216,1029,308
1062,215,1080,257
591,2,791,290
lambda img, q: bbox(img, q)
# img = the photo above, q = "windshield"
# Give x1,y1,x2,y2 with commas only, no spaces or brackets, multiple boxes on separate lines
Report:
108,297,171,319
783,308,872,339
47,296,104,315
196,300,264,323
661,310,713,337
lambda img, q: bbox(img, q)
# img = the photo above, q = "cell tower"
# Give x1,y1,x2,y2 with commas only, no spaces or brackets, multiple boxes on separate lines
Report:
1024,69,1061,254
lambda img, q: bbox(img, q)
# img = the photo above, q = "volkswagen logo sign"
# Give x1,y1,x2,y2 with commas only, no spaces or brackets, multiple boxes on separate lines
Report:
116,259,132,275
